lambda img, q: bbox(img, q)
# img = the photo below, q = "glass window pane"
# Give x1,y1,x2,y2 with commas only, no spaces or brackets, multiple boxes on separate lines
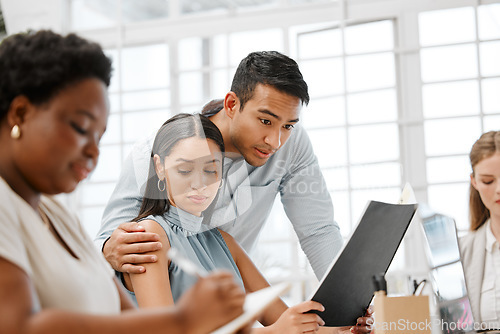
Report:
424,118,481,156
181,0,279,14
122,44,169,91
330,191,350,237
179,72,204,105
122,89,170,111
478,3,500,40
121,0,168,22
108,93,120,113
345,53,395,92
348,124,399,164
345,20,394,54
420,44,478,82
482,78,500,114
350,163,401,189
212,34,228,67
91,145,121,182
290,0,330,4
100,114,121,145
484,115,500,132
71,0,117,30
122,110,169,143
308,128,347,167
253,240,293,278
80,206,106,239
181,0,226,14
347,89,397,124
426,156,470,184
427,183,469,231
104,49,120,93
422,81,480,118
323,167,349,191
80,183,116,207
419,7,476,46
388,242,406,273
480,41,500,77
229,29,284,66
211,69,231,99
179,37,203,70
298,29,342,59
300,58,344,97
302,97,345,129
430,262,468,300
258,197,291,242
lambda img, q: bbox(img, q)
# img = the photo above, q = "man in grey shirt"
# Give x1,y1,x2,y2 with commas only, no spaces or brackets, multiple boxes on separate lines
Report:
95,51,343,280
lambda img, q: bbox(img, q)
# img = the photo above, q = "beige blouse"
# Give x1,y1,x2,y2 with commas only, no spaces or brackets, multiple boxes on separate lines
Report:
0,178,120,314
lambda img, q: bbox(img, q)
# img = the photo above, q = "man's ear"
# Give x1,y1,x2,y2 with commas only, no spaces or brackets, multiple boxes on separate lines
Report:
224,92,239,119
153,154,165,180
7,95,32,128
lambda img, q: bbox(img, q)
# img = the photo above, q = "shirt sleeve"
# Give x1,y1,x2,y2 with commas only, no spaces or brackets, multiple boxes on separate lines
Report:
0,184,31,276
94,137,153,251
279,126,343,279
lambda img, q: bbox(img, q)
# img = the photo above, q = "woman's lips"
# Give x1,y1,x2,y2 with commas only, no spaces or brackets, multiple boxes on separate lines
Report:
188,195,208,204
72,164,91,181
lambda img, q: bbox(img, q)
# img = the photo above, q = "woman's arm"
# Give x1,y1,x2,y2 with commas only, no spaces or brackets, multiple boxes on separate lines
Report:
124,220,175,308
0,257,245,334
219,229,286,325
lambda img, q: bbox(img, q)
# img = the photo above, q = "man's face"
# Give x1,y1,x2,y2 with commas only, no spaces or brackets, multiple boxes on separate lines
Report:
228,84,302,167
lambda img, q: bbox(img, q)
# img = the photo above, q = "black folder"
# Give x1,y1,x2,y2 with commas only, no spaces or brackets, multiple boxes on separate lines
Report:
309,200,418,327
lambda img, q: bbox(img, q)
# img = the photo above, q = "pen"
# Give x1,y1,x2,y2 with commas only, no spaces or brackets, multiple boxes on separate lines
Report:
413,279,427,296
167,248,209,278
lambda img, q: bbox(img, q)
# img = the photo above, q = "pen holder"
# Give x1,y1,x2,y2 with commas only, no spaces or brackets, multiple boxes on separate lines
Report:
373,292,431,334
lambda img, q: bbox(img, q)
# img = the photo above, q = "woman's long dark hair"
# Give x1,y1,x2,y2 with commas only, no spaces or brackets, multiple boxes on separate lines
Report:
134,113,225,222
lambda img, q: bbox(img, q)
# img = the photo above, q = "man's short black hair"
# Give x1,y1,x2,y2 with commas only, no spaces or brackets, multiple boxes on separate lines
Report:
230,51,309,110
0,30,112,120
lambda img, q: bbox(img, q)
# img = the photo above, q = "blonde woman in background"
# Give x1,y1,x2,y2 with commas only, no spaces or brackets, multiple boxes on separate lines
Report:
460,130,500,330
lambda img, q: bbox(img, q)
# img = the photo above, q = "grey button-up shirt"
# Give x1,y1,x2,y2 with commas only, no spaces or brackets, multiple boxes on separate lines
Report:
95,124,342,279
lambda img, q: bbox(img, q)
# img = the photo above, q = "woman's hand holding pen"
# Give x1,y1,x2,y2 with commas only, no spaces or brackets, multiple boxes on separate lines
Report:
175,271,246,334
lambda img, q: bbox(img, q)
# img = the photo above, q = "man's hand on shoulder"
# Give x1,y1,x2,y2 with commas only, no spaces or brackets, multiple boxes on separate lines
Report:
102,222,162,274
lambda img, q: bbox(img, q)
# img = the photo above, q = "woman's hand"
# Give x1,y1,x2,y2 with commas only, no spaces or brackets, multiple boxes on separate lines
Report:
337,306,374,334
266,300,325,334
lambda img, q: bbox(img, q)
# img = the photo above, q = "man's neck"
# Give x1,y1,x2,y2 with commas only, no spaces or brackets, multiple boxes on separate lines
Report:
208,109,240,155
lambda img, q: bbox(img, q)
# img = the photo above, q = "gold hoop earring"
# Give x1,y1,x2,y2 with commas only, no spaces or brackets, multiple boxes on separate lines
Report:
158,179,166,192
10,125,21,139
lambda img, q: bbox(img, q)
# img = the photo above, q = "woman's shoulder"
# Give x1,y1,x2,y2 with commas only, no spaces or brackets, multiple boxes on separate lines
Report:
459,223,487,255
138,217,167,234
217,229,235,244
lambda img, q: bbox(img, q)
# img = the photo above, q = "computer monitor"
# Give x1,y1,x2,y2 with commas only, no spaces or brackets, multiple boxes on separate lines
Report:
421,212,474,334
